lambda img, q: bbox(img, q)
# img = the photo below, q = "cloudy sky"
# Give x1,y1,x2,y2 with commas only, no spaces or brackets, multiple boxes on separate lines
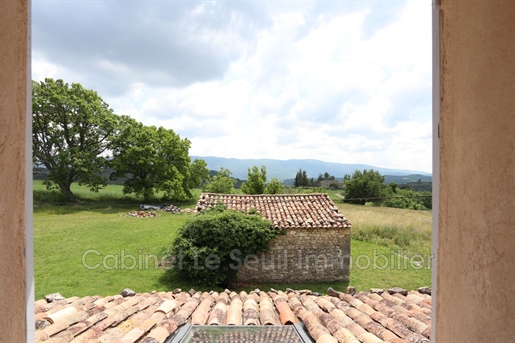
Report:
32,0,433,173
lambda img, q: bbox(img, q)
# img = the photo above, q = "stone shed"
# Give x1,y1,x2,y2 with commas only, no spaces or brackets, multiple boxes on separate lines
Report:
195,193,352,283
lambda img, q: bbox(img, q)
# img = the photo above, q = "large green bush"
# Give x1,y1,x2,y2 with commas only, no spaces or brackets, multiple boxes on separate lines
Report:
169,206,282,286
381,186,432,210
343,169,385,204
343,169,432,210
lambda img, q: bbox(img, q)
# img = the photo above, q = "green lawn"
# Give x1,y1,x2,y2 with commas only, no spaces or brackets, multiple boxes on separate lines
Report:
34,183,432,299
33,180,202,206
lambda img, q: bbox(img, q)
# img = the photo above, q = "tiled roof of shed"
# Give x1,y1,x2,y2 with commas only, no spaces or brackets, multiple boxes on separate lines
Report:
195,193,351,229
34,287,431,343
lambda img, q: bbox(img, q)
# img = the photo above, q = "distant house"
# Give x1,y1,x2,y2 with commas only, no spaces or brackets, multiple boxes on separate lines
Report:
195,193,352,283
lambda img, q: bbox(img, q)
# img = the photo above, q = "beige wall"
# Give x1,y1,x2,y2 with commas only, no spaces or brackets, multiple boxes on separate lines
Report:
436,1,515,341
0,0,31,341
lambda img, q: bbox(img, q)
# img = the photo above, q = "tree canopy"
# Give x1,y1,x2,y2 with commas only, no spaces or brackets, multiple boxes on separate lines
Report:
381,184,432,210
318,172,336,181
188,158,210,189
265,177,285,194
294,169,312,187
241,165,267,194
238,165,284,194
32,78,118,202
109,118,193,201
204,168,236,194
343,169,385,204
33,78,210,203
343,169,432,209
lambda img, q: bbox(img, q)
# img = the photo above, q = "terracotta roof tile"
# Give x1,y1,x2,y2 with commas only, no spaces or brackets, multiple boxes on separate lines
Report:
195,193,351,229
226,294,243,325
34,288,431,343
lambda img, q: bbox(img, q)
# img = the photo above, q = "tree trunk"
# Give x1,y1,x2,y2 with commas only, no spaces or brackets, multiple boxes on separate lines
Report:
59,183,77,203
143,187,154,202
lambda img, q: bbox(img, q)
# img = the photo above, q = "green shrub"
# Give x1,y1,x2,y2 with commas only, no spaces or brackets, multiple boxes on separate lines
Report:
169,206,282,286
381,187,432,210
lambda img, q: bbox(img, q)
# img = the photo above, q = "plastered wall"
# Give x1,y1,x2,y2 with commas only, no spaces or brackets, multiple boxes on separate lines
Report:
437,1,515,341
0,0,30,341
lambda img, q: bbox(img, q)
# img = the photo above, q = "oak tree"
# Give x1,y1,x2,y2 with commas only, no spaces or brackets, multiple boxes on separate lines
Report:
188,158,210,189
32,78,118,203
110,118,192,201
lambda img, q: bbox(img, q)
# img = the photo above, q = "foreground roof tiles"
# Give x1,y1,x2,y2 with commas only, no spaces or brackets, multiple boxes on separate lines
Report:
195,193,352,229
34,288,431,343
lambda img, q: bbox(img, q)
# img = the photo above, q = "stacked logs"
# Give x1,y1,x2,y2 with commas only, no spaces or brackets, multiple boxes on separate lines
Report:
126,211,157,218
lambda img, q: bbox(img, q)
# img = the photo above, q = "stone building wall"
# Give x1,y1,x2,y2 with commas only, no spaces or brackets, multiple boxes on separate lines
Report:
236,227,351,283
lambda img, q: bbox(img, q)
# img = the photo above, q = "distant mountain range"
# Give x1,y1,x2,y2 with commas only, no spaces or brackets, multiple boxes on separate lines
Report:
191,156,431,181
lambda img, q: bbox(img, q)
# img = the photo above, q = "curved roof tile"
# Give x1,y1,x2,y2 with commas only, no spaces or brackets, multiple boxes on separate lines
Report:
195,193,351,229
34,288,431,343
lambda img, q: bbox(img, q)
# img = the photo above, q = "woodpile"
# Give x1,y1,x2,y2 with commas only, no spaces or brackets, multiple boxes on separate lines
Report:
126,211,157,218
162,204,182,213
162,205,193,214
127,205,194,217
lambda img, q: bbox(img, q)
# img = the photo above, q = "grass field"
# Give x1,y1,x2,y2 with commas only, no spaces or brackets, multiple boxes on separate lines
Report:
34,182,432,299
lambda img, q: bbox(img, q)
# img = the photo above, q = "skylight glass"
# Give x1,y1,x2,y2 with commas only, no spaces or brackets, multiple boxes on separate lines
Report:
167,324,314,343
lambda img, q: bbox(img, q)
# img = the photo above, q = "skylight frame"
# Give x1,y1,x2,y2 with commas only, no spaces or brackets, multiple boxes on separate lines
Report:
165,323,315,343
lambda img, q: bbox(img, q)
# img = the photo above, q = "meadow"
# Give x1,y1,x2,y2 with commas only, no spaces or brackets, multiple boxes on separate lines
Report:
33,182,432,300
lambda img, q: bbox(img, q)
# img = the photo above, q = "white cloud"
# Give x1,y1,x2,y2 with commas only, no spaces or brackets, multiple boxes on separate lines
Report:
32,0,433,173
